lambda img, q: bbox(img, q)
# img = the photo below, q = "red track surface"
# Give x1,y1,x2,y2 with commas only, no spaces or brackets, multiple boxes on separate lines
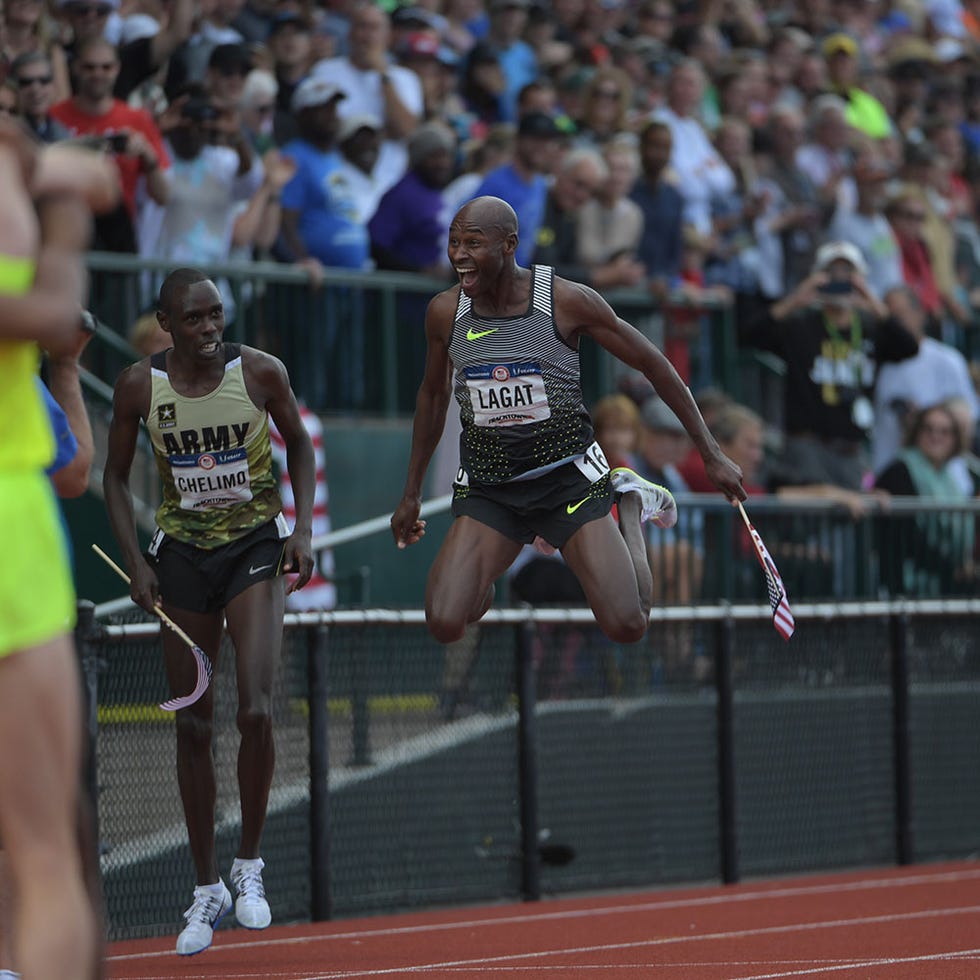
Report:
106,860,980,979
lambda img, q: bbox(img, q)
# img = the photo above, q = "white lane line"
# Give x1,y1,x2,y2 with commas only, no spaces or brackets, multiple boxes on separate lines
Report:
107,866,980,964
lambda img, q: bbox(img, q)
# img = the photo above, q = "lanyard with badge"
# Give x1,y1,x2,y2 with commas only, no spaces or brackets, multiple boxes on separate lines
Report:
822,309,874,430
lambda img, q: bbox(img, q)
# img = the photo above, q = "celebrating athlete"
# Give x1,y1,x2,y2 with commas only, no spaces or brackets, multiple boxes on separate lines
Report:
391,196,746,645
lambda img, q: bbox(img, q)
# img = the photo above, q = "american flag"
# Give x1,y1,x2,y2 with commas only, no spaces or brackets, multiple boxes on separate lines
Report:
739,505,796,641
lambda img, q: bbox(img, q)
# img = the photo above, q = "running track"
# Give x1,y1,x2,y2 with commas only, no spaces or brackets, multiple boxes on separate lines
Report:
106,860,980,979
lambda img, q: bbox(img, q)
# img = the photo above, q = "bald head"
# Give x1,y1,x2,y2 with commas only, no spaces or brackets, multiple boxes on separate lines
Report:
454,196,518,238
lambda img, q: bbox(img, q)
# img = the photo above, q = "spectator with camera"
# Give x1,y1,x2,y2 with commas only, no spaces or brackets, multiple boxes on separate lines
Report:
50,35,169,252
739,241,919,491
141,87,262,280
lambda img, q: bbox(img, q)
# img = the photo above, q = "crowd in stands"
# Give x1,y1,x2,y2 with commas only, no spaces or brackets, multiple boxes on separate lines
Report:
12,0,980,613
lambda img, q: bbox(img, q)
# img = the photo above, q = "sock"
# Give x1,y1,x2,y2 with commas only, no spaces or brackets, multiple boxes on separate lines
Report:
231,857,264,874
198,880,226,896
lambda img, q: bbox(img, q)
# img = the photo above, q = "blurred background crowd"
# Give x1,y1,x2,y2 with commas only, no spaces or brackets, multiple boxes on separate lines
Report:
19,0,980,632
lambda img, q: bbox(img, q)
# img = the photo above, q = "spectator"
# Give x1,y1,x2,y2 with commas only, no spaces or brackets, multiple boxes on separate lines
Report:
885,184,968,327
739,240,919,491
312,0,423,186
634,396,702,681
5,0,70,102
820,31,893,141
229,148,296,261
172,0,247,87
530,145,606,282
872,285,979,475
265,11,314,146
593,392,643,473
51,36,170,253
796,94,856,217
573,65,633,148
279,76,369,272
395,30,444,120
459,40,507,130
143,91,263,289
368,119,456,275
480,0,537,123
576,133,647,291
631,118,683,303
706,114,767,323
11,51,70,142
336,113,398,226
111,0,194,101
652,58,737,238
204,41,251,111
240,67,278,154
471,109,561,267
875,403,977,596
443,122,515,221
826,151,904,300
752,104,823,300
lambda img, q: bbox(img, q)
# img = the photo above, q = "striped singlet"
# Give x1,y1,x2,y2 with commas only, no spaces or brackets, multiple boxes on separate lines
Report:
147,344,281,548
447,265,594,486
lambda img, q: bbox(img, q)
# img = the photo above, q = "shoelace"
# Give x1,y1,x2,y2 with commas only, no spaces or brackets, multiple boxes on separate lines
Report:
183,890,225,925
233,866,266,903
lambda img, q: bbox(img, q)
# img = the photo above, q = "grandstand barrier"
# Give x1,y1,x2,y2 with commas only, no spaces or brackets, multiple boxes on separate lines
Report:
78,595,980,942
83,252,738,416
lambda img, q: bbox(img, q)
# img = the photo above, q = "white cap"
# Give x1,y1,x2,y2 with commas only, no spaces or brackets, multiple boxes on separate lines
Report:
337,113,382,143
291,76,346,113
814,240,868,277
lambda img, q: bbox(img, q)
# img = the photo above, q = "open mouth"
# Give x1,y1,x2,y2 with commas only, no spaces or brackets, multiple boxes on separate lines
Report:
200,340,220,354
456,267,477,290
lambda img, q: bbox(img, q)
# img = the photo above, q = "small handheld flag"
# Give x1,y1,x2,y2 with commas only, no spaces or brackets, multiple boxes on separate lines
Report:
92,544,214,709
736,502,795,641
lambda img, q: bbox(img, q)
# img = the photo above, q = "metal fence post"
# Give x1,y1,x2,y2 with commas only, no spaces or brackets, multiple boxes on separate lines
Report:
715,608,739,884
889,610,914,865
307,624,333,920
516,619,541,902
74,600,104,840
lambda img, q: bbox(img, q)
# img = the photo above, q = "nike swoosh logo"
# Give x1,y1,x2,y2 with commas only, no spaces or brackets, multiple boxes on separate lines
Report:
566,497,590,515
466,327,499,341
249,563,274,575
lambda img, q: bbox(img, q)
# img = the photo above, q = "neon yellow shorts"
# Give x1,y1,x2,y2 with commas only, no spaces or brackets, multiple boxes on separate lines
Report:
0,471,75,657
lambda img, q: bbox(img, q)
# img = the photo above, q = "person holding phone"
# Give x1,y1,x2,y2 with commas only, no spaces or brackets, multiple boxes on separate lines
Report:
50,36,170,252
738,240,920,491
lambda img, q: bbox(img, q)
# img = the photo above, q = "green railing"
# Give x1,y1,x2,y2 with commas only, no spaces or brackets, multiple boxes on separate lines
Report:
84,253,739,416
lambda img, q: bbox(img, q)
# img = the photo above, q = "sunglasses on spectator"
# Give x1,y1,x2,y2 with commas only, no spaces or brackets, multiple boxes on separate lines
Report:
66,4,112,15
17,74,53,87
79,61,117,71
594,88,621,99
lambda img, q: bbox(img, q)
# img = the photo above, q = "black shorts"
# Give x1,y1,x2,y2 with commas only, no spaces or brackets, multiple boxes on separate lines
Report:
146,514,290,613
452,461,613,549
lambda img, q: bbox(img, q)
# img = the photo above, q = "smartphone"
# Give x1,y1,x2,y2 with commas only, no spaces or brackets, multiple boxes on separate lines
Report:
818,279,854,296
106,132,129,153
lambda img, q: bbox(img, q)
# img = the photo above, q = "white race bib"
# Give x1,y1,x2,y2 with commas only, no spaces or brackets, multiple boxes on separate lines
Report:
464,362,551,427
170,448,254,511
573,441,610,481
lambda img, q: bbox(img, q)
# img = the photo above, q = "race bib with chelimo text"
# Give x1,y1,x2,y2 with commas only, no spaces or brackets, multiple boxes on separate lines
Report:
170,448,254,511
464,361,551,427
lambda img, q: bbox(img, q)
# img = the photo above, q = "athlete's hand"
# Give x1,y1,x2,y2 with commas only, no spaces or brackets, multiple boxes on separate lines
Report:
705,450,746,504
391,495,426,550
282,533,314,593
129,559,161,615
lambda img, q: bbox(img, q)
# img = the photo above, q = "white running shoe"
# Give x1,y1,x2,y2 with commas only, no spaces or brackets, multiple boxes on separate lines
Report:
176,881,232,955
230,856,272,930
610,467,678,529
